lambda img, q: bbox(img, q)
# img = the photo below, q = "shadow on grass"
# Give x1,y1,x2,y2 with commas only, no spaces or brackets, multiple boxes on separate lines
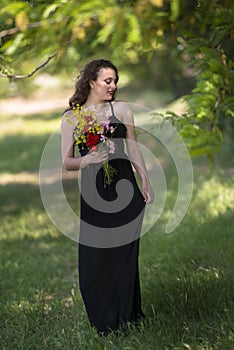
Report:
0,132,56,174
0,177,80,219
0,208,233,349
20,111,63,121
0,183,42,217
0,133,233,348
0,229,87,350
0,232,78,301
141,206,234,347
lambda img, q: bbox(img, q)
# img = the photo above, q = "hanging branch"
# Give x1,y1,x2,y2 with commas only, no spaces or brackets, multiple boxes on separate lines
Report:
0,18,71,39
0,52,57,80
0,21,44,39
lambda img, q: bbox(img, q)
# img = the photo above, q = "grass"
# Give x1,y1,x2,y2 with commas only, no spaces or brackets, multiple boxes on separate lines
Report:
0,109,234,350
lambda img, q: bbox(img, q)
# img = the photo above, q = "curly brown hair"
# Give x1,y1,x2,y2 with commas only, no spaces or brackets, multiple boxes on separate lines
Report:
68,59,119,108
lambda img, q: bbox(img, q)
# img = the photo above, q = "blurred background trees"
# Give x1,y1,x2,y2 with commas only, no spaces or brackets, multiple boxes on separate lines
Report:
1,0,233,157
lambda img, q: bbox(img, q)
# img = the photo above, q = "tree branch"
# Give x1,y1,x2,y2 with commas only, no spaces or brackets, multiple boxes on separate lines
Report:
0,52,57,80
0,21,44,39
0,18,71,39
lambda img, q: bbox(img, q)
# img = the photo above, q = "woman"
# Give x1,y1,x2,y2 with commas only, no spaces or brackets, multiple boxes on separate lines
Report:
61,59,154,335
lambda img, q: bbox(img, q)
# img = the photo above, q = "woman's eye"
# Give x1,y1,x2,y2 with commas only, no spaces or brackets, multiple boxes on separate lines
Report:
105,80,112,85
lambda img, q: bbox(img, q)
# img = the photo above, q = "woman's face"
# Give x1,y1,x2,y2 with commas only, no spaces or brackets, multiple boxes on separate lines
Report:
90,68,117,102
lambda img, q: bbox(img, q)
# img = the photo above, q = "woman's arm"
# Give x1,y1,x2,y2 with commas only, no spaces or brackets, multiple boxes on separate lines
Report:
114,102,154,204
61,113,108,171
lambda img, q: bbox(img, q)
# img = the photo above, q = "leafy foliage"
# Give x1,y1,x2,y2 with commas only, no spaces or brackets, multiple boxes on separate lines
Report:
0,0,233,157
170,0,234,156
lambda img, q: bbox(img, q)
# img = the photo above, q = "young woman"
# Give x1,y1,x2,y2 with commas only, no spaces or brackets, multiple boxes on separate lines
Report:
61,59,154,335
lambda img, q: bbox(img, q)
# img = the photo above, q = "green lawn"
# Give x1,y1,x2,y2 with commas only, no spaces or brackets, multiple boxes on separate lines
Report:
0,110,233,350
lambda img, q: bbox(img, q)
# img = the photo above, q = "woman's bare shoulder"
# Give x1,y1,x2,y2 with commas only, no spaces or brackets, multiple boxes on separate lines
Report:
62,108,77,127
113,100,134,123
113,100,131,116
62,108,73,118
113,100,129,110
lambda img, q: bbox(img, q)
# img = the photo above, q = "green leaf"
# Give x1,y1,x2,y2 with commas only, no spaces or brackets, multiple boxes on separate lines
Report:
96,19,115,44
169,0,180,22
127,13,141,44
5,33,24,55
42,4,61,19
0,1,28,16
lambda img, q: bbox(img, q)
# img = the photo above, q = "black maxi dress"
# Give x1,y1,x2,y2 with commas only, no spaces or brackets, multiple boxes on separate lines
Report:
78,102,145,335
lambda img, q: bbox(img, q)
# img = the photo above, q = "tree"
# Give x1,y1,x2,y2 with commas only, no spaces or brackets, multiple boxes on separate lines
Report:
1,0,233,157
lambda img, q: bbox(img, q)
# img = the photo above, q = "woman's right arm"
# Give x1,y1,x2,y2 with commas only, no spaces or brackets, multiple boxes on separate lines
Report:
61,115,109,171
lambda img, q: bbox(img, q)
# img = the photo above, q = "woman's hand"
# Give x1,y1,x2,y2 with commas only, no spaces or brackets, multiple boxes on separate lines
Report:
142,180,154,204
82,148,109,167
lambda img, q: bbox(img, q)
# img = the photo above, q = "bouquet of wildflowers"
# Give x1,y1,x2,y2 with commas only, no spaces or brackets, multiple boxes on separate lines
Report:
67,104,118,187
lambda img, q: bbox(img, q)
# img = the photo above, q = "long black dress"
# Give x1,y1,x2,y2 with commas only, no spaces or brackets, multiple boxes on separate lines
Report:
78,102,145,335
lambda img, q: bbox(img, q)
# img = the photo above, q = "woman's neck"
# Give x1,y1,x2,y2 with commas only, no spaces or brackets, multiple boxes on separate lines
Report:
84,99,111,110
85,93,104,106
83,101,112,121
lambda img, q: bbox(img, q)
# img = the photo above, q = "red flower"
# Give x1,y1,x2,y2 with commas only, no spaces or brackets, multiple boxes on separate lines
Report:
86,132,99,150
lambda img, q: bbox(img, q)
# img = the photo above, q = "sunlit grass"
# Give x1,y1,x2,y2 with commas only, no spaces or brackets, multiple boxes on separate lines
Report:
0,113,61,137
0,109,234,349
192,176,234,218
0,112,62,176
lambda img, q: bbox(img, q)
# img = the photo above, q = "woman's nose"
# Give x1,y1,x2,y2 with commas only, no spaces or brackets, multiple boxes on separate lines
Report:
111,81,117,89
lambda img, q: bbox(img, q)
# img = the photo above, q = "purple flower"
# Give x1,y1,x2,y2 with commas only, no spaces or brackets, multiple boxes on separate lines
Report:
100,134,106,142
108,140,115,154
102,121,110,131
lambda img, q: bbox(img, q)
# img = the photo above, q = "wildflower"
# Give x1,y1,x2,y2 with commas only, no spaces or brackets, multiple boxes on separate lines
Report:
66,105,118,186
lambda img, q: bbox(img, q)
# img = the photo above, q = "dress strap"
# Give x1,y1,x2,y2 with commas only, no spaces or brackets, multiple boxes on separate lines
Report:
109,101,114,116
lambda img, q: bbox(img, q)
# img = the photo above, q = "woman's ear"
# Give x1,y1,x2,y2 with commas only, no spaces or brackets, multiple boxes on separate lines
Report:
89,80,94,89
